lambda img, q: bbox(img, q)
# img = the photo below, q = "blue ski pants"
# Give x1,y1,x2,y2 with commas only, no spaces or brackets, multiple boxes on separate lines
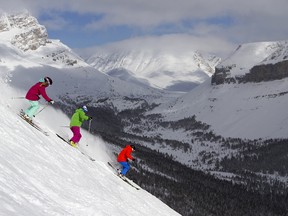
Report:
25,100,40,118
119,162,130,175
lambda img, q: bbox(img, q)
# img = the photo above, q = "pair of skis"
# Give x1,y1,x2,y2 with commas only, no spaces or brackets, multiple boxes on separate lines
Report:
108,162,140,190
18,110,48,136
56,134,96,162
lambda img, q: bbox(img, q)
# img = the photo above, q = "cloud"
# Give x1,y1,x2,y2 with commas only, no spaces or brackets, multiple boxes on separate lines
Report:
1,0,288,56
81,34,235,58
4,0,288,28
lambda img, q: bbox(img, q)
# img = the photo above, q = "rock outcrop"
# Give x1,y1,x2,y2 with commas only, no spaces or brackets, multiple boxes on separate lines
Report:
0,11,47,51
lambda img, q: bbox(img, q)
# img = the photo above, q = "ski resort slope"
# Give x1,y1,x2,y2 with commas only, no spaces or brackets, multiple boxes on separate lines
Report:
0,85,181,216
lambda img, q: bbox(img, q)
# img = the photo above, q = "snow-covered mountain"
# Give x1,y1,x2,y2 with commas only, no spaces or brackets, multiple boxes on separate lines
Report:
212,41,288,84
80,44,221,92
0,11,47,51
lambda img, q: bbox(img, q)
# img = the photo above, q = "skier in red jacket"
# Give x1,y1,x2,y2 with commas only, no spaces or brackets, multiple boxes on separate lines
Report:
117,145,136,177
24,77,54,121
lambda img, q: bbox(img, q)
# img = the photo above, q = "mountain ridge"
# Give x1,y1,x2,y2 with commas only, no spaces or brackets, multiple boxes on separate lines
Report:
80,43,221,92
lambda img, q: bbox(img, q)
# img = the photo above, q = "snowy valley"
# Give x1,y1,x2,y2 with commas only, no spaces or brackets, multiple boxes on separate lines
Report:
0,11,288,216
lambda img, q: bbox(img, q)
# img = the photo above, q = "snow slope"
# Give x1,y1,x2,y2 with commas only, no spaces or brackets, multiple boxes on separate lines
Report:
0,82,181,215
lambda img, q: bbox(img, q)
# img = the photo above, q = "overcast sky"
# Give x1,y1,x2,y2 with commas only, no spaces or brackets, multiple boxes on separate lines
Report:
1,0,288,57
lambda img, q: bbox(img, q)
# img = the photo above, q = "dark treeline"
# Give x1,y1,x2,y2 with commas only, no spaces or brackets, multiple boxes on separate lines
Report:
221,139,288,175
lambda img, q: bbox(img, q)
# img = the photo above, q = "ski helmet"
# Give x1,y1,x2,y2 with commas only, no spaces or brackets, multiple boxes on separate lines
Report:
131,145,136,150
44,77,53,85
82,105,88,112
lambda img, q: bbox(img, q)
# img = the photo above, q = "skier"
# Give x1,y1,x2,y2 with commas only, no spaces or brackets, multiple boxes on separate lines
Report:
69,105,92,147
24,77,54,121
117,145,136,178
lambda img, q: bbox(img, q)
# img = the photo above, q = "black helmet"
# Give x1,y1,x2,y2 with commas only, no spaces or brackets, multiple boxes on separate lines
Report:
44,77,53,85
131,145,136,150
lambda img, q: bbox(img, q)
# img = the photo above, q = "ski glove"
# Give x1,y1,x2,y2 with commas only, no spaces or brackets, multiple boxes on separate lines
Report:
49,100,54,104
88,116,93,120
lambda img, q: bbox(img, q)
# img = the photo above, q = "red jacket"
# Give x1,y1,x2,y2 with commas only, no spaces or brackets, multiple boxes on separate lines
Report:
117,145,134,162
25,82,51,102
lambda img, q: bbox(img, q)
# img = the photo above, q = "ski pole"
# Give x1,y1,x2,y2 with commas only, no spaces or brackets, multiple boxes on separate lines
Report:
33,104,49,117
11,97,25,99
88,119,92,133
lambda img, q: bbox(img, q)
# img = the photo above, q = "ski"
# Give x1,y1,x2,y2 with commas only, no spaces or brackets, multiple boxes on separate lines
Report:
56,133,95,162
18,111,48,136
56,133,73,146
107,162,140,190
108,162,121,174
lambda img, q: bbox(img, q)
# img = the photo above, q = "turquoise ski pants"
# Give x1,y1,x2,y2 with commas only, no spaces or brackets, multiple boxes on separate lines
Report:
25,101,40,118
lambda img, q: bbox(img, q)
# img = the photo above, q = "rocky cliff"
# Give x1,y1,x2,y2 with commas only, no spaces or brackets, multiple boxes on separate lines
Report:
212,41,288,85
0,11,47,51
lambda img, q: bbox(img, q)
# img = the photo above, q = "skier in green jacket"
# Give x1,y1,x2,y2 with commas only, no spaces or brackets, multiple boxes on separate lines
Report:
69,105,92,147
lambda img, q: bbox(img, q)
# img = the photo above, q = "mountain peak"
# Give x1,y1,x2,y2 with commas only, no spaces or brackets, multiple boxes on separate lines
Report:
0,11,47,51
212,40,288,85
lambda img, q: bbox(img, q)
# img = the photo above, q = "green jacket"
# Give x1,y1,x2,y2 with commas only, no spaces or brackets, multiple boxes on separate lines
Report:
70,108,89,127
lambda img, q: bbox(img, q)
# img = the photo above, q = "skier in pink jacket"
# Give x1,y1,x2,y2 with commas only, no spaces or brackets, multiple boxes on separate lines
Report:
24,77,54,121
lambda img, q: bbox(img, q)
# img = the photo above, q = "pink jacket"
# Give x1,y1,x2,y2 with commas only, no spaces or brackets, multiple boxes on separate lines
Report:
25,82,51,102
